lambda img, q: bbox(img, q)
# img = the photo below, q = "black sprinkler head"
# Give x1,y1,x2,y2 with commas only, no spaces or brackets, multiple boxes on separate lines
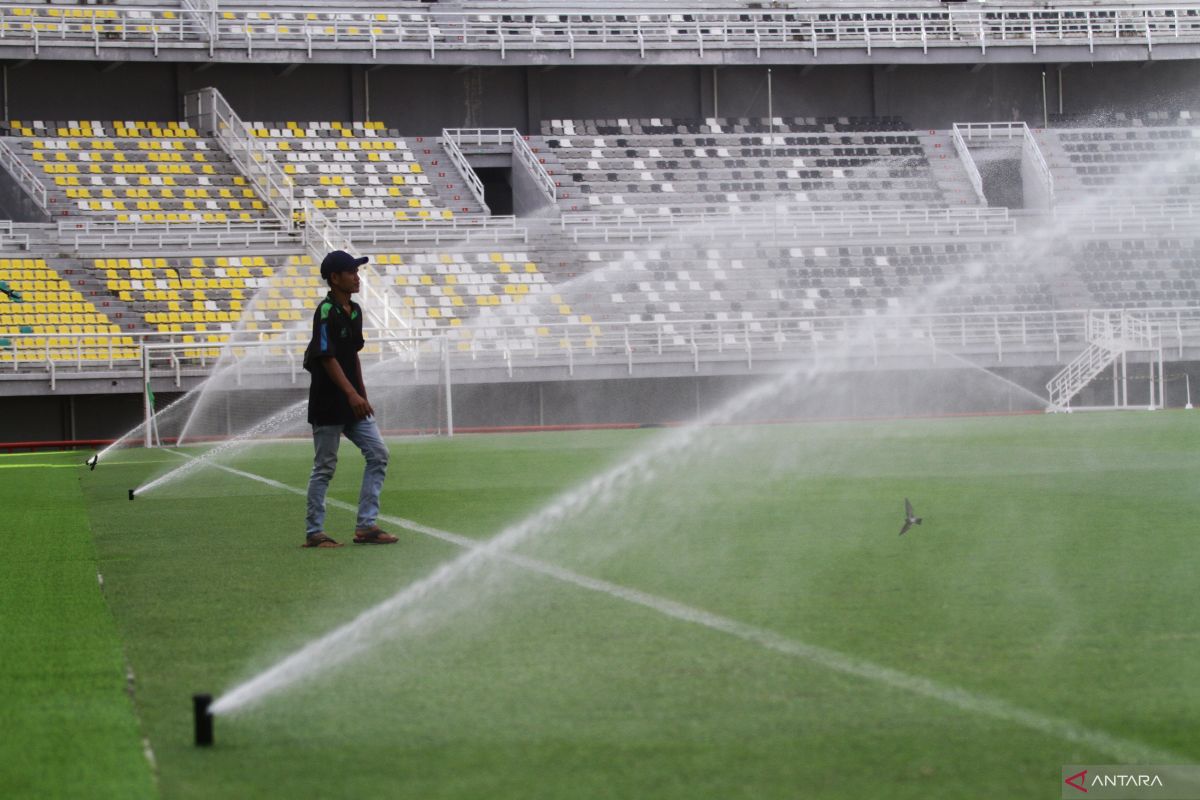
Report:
193,693,214,746
86,455,98,471
128,489,135,501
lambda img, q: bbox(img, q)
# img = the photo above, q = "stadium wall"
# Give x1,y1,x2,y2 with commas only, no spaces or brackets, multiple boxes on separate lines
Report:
7,363,1198,447
7,61,1200,132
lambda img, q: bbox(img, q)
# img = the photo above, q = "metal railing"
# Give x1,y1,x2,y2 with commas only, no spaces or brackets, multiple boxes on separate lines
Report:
1046,341,1112,408
1088,308,1155,350
954,121,1028,142
340,214,529,246
299,198,344,261
180,0,217,45
442,127,558,205
57,216,295,250
0,136,49,215
952,121,1055,208
300,199,411,336
0,5,202,56
442,127,515,148
195,87,298,229
439,131,488,214
1049,201,1200,220
562,204,1016,241
3,5,1198,60
513,133,558,203
561,204,1011,227
0,226,28,250
186,86,408,339
1022,126,1055,208
1046,310,1159,408
950,124,987,206
8,306,1200,381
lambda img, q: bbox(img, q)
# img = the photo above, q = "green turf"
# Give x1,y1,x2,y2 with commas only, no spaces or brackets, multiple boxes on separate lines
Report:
56,413,1200,797
0,451,156,800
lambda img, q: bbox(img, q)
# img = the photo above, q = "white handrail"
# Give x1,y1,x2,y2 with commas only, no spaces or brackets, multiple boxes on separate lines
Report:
953,121,1055,208
300,199,410,335
0,5,199,48
561,204,1011,227
439,131,488,214
443,127,558,204
6,306,1200,379
197,87,298,230
0,136,49,215
955,121,1027,141
512,131,558,203
950,124,988,205
1046,310,1159,407
1022,125,1056,208
180,0,217,42
443,128,512,148
2,5,1199,60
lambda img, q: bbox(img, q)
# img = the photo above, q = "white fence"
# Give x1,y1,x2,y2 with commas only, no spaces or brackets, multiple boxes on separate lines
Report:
442,127,559,206
7,307,1200,385
954,121,1055,208
57,217,294,250
1,5,1198,60
439,131,488,213
194,87,298,229
0,136,49,215
513,133,558,203
561,204,1016,242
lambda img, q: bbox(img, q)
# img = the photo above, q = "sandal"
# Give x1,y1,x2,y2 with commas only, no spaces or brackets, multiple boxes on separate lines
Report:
353,527,399,545
302,533,343,548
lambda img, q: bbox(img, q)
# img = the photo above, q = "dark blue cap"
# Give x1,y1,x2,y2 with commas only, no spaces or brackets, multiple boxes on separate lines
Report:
320,250,369,280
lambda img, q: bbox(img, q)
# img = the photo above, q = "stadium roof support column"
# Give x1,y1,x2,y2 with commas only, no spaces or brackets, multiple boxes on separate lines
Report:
351,66,367,123
524,67,543,135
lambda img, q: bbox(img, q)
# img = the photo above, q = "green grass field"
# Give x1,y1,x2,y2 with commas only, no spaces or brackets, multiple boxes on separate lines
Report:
4,412,1199,799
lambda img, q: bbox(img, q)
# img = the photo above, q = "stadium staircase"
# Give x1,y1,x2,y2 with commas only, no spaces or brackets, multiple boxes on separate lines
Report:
1036,131,1088,201
1046,310,1156,410
411,137,487,218
54,255,143,334
530,138,572,209
917,130,985,207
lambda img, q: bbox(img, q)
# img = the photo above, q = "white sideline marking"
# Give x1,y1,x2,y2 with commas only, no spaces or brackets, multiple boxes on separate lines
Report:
163,450,1185,763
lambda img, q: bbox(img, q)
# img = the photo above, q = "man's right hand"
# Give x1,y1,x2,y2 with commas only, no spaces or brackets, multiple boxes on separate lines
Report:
348,392,374,420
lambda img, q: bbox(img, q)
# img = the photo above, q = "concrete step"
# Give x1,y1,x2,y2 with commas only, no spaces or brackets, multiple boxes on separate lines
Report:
49,255,147,332
410,138,487,217
918,131,984,208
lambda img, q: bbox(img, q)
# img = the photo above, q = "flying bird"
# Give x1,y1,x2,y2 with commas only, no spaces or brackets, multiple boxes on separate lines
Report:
899,498,922,536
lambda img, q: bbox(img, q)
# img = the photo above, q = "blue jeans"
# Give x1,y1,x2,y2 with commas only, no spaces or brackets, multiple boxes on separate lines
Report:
305,416,390,536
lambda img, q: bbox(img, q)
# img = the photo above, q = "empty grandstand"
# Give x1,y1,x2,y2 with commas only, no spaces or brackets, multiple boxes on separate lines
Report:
1,119,275,225
3,95,1200,425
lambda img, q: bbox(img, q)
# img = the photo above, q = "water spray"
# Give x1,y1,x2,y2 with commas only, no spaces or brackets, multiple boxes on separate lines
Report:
193,693,214,746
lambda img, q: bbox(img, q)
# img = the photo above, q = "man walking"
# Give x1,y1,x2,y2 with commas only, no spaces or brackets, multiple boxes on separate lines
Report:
301,250,398,548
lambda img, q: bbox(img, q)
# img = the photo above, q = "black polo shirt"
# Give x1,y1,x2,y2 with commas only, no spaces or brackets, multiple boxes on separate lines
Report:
303,293,366,425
